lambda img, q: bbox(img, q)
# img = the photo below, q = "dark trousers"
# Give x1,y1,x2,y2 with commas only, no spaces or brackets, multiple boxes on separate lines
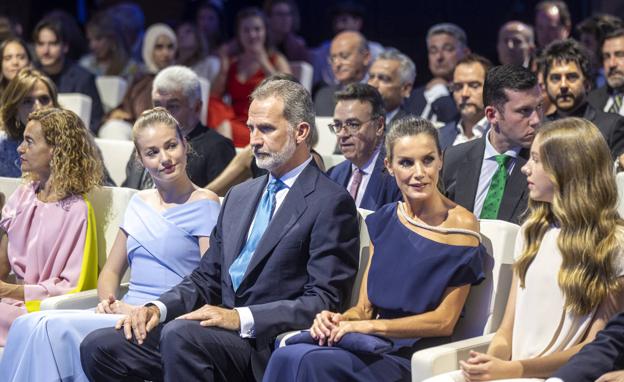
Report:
80,319,255,382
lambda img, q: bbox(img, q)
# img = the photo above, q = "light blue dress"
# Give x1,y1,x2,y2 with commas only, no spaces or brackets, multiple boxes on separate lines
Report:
0,194,220,382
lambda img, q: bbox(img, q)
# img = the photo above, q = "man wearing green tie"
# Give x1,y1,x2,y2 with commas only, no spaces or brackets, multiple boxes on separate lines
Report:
442,65,542,224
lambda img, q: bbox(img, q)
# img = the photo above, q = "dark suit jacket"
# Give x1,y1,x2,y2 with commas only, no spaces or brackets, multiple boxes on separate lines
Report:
44,60,104,134
313,84,339,116
387,105,410,129
405,85,459,124
438,120,460,151
157,161,360,378
587,85,611,112
553,311,624,382
122,123,235,189
442,137,529,224
546,102,624,158
327,151,401,211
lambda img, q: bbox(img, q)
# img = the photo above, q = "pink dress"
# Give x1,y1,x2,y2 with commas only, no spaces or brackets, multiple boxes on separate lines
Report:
0,183,90,345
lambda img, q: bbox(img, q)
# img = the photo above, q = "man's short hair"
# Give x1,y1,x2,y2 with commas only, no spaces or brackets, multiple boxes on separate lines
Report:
376,48,417,85
603,28,624,45
426,23,468,48
251,79,315,143
152,66,201,105
535,1,571,27
542,39,593,84
32,19,65,44
483,65,537,109
455,53,493,74
334,83,386,119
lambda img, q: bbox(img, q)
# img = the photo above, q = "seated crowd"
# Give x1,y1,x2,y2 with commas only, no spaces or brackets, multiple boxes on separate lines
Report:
2,1,624,382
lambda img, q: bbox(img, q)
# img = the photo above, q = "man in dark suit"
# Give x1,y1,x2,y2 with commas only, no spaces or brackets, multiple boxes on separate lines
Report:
542,39,624,159
314,31,371,117
80,79,360,382
33,19,104,134
405,23,468,124
588,29,624,115
442,65,542,225
549,311,624,382
327,83,401,211
438,54,493,151
122,66,235,189
367,48,415,127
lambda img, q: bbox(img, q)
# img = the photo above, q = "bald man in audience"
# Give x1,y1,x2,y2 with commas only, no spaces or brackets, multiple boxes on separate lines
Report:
314,31,371,116
497,21,535,67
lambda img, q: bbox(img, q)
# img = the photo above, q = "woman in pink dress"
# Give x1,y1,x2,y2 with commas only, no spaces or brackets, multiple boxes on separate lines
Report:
0,107,103,345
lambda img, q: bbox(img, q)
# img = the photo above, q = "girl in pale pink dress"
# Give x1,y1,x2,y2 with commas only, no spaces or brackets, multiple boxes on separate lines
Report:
0,108,103,345
425,118,624,382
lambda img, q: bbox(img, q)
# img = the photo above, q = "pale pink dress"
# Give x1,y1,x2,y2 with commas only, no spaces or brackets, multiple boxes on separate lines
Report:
0,183,88,345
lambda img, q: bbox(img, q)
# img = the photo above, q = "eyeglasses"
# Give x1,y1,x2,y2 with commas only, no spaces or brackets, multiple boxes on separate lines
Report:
21,95,52,107
328,118,377,134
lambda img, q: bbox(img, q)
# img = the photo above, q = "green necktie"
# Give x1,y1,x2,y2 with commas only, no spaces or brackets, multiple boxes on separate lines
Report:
480,154,510,219
609,94,623,114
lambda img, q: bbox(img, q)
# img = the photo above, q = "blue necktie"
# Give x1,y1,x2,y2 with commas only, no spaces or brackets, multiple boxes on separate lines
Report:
229,179,285,291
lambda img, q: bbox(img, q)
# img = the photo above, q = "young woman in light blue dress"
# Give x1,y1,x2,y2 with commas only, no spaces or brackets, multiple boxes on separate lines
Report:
0,107,221,382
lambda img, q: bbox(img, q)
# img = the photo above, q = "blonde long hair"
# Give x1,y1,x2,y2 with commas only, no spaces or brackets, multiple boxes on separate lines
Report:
515,117,623,315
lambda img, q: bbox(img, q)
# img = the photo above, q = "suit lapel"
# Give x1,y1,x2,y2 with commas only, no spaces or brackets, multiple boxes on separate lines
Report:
240,163,317,286
454,138,485,211
335,162,352,188
498,149,528,221
360,152,385,209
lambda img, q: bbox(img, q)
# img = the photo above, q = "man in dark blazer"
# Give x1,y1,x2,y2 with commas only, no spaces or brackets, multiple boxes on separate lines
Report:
443,65,542,225
549,311,624,382
80,79,360,382
122,66,235,189
33,18,104,134
542,39,624,159
327,83,401,211
367,48,415,128
587,29,624,115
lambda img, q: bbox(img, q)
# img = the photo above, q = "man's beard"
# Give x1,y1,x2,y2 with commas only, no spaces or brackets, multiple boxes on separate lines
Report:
254,131,297,171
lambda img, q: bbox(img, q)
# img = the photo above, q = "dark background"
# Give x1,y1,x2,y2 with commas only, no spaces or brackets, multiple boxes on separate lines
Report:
2,0,623,86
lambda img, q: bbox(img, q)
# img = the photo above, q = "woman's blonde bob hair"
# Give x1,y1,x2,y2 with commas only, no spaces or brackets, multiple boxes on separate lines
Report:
25,108,103,199
515,117,623,315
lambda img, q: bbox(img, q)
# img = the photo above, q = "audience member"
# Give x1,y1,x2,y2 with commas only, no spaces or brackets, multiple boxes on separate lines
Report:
208,7,291,147
497,21,535,67
576,14,623,87
327,83,400,210
438,54,493,151
80,79,359,382
41,10,89,61
123,65,235,190
33,18,104,134
0,107,221,382
405,23,468,124
427,117,624,382
367,48,415,126
542,38,624,159
0,68,59,178
314,30,370,116
442,65,541,224
311,1,384,87
175,20,220,83
104,23,177,132
108,2,145,62
264,0,310,62
79,11,141,83
588,28,624,115
534,1,572,50
0,107,103,345
264,116,485,381
0,37,31,96
195,0,226,55
533,54,558,117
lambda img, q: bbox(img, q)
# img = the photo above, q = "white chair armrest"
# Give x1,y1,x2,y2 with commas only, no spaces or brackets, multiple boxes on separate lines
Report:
411,333,495,382
40,283,130,310
275,330,304,348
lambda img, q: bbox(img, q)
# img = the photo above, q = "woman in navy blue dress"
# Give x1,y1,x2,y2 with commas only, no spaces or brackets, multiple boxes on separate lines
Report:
263,116,487,381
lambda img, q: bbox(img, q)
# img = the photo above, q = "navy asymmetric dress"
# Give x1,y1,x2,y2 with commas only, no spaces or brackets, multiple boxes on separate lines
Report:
263,202,487,382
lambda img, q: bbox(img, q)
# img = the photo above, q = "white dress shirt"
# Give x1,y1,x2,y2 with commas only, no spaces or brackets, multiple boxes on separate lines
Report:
347,148,380,207
150,156,314,339
473,132,521,217
603,94,624,115
452,116,488,146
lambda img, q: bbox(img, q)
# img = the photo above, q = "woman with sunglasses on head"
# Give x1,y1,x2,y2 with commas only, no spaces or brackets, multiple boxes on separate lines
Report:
0,68,58,177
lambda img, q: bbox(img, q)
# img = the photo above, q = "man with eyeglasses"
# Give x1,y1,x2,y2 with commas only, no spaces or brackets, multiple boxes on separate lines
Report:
442,65,542,225
438,54,492,151
32,19,104,135
314,31,371,117
326,83,401,211
405,23,469,125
